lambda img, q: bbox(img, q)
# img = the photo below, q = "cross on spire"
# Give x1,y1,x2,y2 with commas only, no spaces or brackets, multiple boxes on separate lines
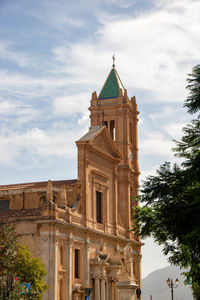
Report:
112,54,115,68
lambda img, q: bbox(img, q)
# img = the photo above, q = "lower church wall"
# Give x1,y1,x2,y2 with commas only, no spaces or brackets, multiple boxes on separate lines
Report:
36,223,141,300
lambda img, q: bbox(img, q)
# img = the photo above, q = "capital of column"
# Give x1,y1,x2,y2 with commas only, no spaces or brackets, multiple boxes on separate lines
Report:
85,238,90,249
55,236,60,245
67,234,73,248
91,273,101,280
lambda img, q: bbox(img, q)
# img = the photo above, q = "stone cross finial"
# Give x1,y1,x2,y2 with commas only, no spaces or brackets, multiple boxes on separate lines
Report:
112,54,115,68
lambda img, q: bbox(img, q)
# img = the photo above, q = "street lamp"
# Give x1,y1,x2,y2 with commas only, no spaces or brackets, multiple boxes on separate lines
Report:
166,278,179,300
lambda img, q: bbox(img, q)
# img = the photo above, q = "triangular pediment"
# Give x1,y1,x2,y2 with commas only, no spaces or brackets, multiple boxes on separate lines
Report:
91,127,122,160
76,126,122,161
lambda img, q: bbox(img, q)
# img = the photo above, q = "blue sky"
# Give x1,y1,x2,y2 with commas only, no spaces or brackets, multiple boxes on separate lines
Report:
0,0,200,278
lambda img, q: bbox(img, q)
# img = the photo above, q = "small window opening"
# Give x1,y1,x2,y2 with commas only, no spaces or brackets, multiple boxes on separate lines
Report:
96,191,102,223
0,200,9,211
104,121,108,128
74,249,80,279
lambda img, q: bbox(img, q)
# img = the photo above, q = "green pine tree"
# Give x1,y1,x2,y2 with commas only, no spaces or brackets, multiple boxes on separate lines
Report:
134,64,200,299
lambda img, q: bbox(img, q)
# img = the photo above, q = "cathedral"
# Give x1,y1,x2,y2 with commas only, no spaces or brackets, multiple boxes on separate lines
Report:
0,61,142,300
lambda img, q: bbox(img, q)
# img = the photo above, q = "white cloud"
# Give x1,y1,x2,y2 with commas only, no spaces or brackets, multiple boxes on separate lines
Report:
149,106,174,121
140,131,173,157
53,93,90,116
0,41,31,67
51,0,200,104
0,70,69,99
0,99,40,126
0,126,86,164
0,100,18,114
162,122,186,139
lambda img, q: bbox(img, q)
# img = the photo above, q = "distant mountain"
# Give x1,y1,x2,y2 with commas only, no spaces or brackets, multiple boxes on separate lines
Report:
142,265,193,300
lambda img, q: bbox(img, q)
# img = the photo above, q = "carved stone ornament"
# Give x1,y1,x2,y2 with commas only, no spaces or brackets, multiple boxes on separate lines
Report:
96,135,103,148
90,272,101,280
72,285,85,295
40,234,49,242
107,264,122,282
85,160,89,168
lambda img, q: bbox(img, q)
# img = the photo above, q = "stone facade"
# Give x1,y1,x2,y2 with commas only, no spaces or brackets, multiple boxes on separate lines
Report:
0,65,142,300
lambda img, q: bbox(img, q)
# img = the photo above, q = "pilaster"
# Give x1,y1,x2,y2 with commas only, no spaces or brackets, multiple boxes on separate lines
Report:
84,237,90,287
41,231,58,300
40,232,49,300
66,234,73,300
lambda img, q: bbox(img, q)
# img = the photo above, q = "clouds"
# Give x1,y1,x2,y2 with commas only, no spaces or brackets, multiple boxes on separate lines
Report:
140,131,173,157
0,0,199,184
0,41,31,67
0,126,83,165
53,93,90,116
2,0,200,104
0,100,18,115
51,0,200,104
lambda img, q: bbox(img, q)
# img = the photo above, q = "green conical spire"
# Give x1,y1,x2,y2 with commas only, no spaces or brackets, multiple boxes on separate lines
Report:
98,66,125,100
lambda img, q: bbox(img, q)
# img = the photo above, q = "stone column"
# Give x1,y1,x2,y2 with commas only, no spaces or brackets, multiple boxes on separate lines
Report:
107,264,121,300
66,234,73,300
54,237,58,300
101,279,106,300
138,252,142,287
94,277,100,300
111,281,115,300
105,281,109,300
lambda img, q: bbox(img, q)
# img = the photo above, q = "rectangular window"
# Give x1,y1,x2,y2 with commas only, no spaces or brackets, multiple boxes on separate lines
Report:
0,200,9,211
74,249,80,279
96,191,102,223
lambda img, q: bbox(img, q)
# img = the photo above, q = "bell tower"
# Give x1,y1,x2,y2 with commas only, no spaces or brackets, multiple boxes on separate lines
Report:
89,58,140,235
